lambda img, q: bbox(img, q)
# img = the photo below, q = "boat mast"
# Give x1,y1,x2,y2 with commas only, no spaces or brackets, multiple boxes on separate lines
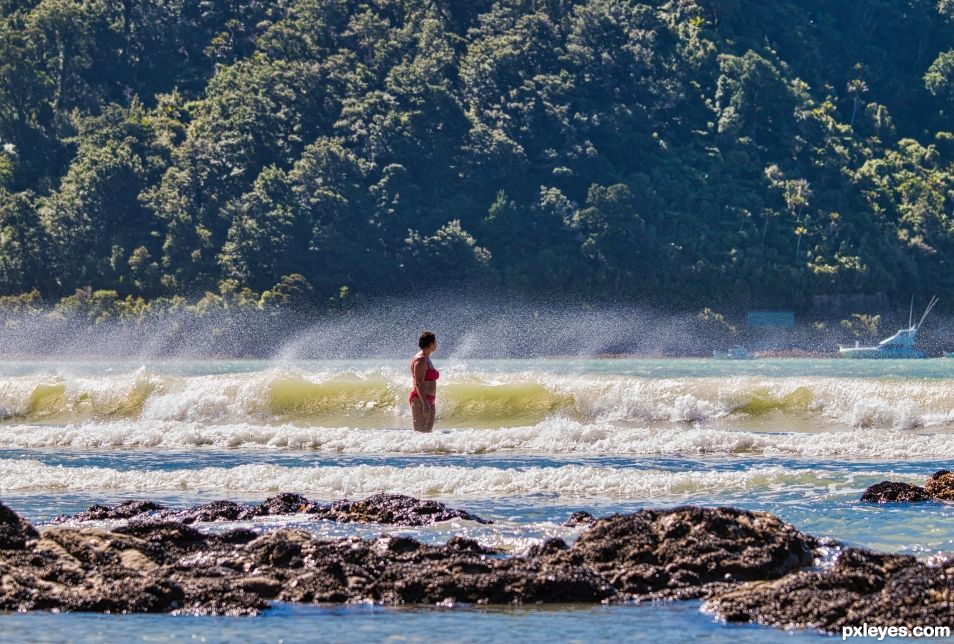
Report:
909,295,914,328
916,295,939,331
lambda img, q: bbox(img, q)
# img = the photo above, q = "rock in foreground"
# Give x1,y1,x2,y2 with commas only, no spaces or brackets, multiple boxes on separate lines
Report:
3,502,813,615
860,481,933,503
562,506,816,599
314,493,487,526
0,502,38,549
925,470,954,501
706,548,954,632
860,470,954,503
55,493,489,527
562,511,596,527
3,497,950,636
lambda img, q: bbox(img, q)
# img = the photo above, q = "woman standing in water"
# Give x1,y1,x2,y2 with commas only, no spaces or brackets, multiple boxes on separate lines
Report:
409,330,438,432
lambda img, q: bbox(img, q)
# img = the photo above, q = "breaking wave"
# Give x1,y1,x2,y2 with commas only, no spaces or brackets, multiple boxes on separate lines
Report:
0,459,906,499
0,420,950,459
1,365,954,432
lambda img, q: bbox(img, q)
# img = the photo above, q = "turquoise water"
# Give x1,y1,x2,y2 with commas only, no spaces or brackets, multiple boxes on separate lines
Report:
0,359,952,641
7,356,954,378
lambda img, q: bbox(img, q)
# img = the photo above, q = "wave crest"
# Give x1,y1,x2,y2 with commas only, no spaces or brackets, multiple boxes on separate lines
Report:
1,367,953,431
0,420,950,459
0,459,906,499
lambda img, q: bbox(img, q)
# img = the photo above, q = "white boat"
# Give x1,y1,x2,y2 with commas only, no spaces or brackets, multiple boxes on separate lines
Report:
838,296,938,359
712,345,752,360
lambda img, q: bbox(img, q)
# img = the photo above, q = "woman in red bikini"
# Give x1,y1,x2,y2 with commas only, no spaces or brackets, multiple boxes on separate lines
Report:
409,330,439,432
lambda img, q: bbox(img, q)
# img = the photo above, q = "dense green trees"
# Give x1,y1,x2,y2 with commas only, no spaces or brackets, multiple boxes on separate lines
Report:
0,189,48,293
926,50,954,105
2,0,954,311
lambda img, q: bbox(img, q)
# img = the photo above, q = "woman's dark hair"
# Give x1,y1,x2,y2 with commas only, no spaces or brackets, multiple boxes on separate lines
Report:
419,330,437,349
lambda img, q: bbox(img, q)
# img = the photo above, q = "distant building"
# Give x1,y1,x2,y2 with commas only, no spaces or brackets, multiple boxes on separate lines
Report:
746,311,795,329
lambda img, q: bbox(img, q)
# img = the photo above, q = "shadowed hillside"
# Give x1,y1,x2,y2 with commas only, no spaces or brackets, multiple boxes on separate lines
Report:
1,0,953,311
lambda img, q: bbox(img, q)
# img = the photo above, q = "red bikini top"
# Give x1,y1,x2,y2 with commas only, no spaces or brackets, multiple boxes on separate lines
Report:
416,355,439,381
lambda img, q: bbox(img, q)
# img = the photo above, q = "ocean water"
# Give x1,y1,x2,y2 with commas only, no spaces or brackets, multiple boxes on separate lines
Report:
1,358,953,642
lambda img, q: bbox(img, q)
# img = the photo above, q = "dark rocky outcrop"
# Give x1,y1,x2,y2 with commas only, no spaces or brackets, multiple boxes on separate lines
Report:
55,493,489,527
559,506,816,600
0,513,610,613
563,511,596,527
4,496,951,634
0,502,38,549
706,548,954,632
860,481,933,503
162,501,250,524
861,470,954,503
246,493,323,517
1,501,816,616
65,500,166,522
312,493,488,526
925,470,954,501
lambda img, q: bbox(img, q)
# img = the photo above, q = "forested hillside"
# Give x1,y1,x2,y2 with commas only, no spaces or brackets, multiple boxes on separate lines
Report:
2,0,954,312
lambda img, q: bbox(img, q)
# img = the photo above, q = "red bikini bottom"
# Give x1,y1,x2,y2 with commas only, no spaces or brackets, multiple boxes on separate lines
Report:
408,391,436,405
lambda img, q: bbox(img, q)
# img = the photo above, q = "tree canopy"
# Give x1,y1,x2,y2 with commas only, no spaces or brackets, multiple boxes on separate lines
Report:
1,0,954,311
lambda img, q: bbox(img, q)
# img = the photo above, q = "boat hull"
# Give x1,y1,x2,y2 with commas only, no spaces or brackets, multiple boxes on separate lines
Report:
838,347,926,359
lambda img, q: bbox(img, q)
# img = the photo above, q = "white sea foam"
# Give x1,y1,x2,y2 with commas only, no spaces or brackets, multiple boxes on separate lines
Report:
0,419,951,460
0,459,905,498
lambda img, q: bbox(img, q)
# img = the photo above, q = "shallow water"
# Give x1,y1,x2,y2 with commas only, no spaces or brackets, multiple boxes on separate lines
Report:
1,358,952,641
0,602,834,643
